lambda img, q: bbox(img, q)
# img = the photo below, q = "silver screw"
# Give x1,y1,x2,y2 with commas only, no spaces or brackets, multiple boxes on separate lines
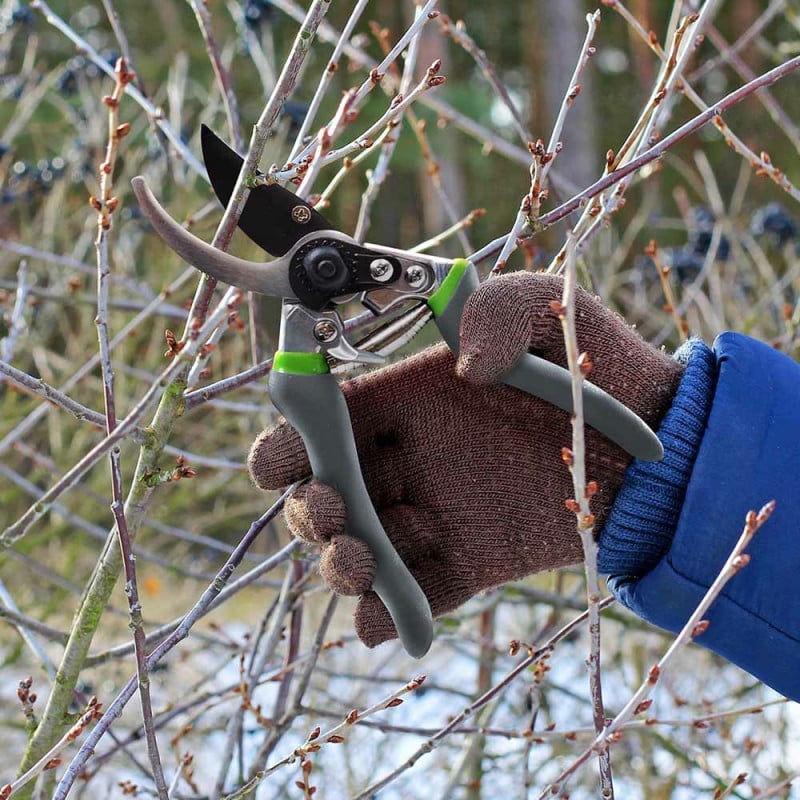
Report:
369,258,393,282
313,319,338,343
405,265,426,287
291,205,312,224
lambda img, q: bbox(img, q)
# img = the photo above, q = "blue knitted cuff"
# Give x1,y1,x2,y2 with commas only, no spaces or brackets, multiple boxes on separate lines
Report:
597,339,717,577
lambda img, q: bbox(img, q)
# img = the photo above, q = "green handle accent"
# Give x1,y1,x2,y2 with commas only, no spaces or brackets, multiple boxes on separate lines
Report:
273,351,329,375
268,369,434,658
427,258,470,318
431,260,664,462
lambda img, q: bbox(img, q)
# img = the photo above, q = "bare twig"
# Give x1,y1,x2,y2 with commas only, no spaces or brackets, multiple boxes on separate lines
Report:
554,232,613,796
537,501,776,798
3,698,103,799
492,11,600,273
188,0,243,151
229,674,428,798
437,14,531,145
30,0,205,174
472,54,800,265
289,0,371,157
271,58,447,184
0,261,29,367
0,265,198,456
608,0,800,204
353,6,425,242
51,491,298,800
354,599,614,799
92,57,169,800
646,240,689,341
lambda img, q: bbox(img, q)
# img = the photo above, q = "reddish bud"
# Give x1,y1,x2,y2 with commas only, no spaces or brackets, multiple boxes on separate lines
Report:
634,699,653,715
577,351,594,376
732,554,751,570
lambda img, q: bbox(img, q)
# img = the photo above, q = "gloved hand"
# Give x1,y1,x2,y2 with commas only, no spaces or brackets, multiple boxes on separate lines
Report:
249,273,684,647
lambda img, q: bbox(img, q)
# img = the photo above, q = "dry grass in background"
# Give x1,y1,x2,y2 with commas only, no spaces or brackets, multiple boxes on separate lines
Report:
1,1,800,797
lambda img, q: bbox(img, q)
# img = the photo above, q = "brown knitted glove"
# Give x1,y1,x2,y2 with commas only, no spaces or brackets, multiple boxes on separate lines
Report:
249,273,684,647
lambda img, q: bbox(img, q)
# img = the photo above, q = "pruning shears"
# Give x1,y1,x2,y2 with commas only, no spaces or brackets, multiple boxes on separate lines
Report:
132,125,663,658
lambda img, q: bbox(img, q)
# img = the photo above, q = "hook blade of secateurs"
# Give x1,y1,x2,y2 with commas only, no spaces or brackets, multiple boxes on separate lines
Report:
200,124,335,257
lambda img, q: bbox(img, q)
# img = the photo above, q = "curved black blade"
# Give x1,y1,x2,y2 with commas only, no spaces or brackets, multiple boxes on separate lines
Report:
200,124,335,257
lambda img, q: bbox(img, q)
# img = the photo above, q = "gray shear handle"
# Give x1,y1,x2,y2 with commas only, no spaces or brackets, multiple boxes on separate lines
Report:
431,261,664,462
268,369,434,658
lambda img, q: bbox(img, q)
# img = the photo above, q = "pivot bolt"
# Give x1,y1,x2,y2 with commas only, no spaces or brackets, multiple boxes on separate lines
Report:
405,265,426,288
291,205,312,224
303,246,348,291
313,319,338,343
369,258,393,282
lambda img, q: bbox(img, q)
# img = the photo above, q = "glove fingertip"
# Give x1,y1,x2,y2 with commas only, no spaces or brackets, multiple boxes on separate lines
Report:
354,592,397,648
319,535,376,596
456,344,505,385
285,480,345,543
247,421,310,489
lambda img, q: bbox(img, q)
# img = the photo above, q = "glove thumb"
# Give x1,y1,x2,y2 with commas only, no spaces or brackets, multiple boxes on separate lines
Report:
455,272,564,385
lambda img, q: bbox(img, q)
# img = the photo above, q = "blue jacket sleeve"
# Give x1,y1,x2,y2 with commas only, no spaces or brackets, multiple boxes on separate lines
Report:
598,333,800,701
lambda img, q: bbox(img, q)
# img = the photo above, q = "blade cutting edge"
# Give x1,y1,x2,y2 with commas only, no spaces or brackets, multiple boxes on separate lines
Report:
200,124,335,257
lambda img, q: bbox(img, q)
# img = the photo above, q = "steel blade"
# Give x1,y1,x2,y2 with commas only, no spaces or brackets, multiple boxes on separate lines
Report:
201,124,334,256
